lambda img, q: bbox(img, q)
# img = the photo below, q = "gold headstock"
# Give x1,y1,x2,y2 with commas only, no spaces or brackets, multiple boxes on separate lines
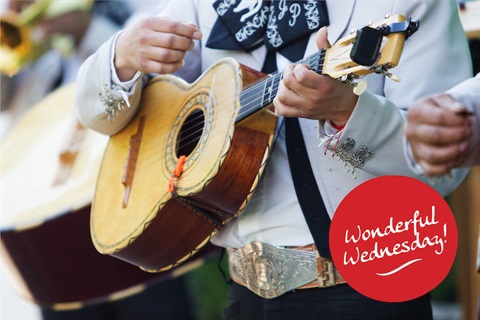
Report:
323,14,419,94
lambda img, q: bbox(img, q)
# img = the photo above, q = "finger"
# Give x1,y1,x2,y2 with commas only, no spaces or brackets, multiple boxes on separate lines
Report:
418,160,452,177
148,17,202,40
408,100,471,127
279,64,302,99
139,59,185,75
282,64,319,94
135,19,199,52
406,122,471,146
316,26,330,49
273,84,304,117
292,64,321,90
144,47,187,64
433,94,471,115
413,141,468,165
147,32,197,51
274,72,305,117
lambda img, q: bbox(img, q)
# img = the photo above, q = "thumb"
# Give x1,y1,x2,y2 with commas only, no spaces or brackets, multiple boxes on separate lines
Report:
434,94,471,115
316,26,331,49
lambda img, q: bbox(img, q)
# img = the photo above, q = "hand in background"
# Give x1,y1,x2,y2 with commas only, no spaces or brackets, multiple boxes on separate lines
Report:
406,93,472,176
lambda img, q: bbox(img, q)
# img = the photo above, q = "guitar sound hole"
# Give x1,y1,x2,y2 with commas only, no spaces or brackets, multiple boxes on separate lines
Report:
176,108,205,158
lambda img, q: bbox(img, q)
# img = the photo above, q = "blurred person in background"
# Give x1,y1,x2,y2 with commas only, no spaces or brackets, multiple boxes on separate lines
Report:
405,73,480,320
405,73,479,176
0,1,197,319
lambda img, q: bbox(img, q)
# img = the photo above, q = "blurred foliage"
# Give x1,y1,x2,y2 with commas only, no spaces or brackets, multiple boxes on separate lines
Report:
431,258,457,302
430,194,459,303
185,252,230,320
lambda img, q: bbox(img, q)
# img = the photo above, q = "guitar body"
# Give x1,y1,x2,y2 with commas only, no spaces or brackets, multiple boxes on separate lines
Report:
92,15,417,271
92,58,278,271
0,84,217,309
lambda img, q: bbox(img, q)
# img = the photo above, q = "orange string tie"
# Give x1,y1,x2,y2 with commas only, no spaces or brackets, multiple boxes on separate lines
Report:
168,155,187,193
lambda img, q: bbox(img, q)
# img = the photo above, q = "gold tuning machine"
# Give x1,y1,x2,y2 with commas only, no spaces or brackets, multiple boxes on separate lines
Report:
352,80,368,95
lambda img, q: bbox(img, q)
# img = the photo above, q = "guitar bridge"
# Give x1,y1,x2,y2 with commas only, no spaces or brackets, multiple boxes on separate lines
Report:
122,116,146,208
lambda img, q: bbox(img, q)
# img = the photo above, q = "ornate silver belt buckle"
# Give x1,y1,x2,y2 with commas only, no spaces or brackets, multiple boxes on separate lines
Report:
228,242,318,299
317,257,337,287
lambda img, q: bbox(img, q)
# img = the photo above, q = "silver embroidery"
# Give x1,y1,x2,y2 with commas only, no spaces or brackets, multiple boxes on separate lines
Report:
266,7,283,48
428,175,443,185
216,0,237,16
234,0,263,22
229,242,318,299
304,0,320,29
235,6,270,42
329,138,374,179
99,84,126,122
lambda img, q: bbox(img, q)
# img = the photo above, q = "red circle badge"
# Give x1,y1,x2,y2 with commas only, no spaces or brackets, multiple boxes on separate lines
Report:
329,175,458,302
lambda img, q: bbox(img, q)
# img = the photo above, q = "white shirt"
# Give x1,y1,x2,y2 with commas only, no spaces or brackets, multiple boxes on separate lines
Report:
75,0,473,249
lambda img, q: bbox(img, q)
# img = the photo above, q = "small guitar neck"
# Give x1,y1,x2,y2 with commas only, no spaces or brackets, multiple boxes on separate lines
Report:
234,14,421,123
235,50,324,123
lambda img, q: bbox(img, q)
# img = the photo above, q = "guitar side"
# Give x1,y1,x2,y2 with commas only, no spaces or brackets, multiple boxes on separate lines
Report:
91,58,277,271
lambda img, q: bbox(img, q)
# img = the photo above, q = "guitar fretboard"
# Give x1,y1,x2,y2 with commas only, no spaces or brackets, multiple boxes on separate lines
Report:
235,50,325,123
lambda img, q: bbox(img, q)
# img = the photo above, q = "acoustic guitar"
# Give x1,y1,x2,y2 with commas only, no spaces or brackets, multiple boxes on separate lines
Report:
91,15,419,272
0,83,217,310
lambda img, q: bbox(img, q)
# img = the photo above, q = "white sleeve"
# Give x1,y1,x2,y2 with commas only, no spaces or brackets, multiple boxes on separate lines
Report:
74,1,201,136
447,74,480,167
74,31,145,135
318,0,473,196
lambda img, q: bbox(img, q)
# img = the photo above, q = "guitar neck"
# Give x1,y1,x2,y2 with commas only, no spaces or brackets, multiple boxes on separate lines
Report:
235,50,325,123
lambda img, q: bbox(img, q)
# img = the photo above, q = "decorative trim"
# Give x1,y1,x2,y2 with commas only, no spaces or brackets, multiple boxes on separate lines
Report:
99,85,127,121
327,138,374,179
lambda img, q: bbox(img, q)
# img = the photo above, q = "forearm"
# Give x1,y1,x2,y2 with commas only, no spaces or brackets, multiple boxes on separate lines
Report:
74,31,144,135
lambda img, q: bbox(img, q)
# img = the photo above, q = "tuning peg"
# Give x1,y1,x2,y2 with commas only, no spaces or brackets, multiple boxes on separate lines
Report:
372,66,401,82
386,72,401,82
353,80,368,95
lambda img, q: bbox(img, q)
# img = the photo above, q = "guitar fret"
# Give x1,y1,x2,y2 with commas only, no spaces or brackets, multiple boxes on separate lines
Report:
236,50,325,123
237,80,265,122
264,75,275,106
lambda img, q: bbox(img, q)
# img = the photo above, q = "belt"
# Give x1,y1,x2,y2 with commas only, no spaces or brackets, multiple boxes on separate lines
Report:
227,242,346,299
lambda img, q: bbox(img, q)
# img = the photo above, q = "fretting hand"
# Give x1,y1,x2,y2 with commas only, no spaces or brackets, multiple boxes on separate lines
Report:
273,27,358,127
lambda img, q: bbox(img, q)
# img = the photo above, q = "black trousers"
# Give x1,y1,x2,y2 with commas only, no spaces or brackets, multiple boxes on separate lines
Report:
41,277,194,320
222,282,433,320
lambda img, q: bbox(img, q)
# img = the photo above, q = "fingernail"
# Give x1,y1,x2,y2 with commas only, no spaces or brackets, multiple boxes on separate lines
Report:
452,101,463,109
193,31,202,39
450,100,469,114
459,141,469,152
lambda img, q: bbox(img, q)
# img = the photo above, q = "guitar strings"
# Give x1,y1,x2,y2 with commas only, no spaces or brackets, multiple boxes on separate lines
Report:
145,51,325,149
130,76,278,170
133,52,326,173
139,49,324,141
131,52,326,171
136,51,324,156
163,51,325,153
133,74,266,157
